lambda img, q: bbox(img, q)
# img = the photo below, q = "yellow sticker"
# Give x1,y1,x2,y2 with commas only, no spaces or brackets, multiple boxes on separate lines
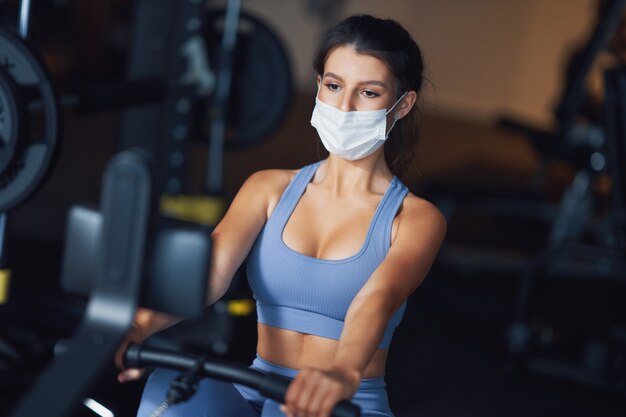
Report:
160,194,225,227
0,269,11,304
227,299,255,317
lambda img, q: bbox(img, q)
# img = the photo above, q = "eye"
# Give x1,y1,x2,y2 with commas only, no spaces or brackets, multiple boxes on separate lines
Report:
362,90,380,98
325,83,340,91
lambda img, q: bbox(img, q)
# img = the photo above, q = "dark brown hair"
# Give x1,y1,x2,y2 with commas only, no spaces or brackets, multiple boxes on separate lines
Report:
313,14,425,183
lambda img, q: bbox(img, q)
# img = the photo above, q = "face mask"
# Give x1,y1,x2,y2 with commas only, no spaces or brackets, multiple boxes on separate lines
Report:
310,91,408,161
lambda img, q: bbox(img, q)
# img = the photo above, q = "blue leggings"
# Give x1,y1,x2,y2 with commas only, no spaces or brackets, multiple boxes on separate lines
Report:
136,354,395,417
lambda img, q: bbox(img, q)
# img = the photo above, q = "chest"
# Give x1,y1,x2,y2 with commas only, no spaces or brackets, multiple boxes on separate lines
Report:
281,186,389,261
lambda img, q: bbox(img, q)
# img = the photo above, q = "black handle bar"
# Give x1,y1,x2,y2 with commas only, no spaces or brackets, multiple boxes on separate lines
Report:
124,344,361,417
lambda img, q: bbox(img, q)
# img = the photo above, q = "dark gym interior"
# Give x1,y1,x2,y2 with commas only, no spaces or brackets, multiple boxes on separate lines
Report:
0,1,625,416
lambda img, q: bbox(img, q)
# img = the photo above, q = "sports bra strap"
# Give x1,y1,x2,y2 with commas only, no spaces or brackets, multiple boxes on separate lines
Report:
268,161,321,225
370,177,409,254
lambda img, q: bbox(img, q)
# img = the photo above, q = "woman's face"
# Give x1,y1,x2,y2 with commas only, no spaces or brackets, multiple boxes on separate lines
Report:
317,45,399,113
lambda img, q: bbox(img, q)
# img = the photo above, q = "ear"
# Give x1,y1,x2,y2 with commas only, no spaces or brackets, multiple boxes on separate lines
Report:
316,75,322,89
394,91,418,120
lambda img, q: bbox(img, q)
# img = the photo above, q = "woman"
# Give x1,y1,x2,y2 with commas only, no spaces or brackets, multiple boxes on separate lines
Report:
118,14,446,417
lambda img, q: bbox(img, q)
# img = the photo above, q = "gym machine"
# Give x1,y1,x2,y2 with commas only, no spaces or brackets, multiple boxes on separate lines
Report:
0,0,341,416
503,65,626,397
504,1,626,396
0,0,291,350
432,0,626,274
0,3,70,406
9,146,358,417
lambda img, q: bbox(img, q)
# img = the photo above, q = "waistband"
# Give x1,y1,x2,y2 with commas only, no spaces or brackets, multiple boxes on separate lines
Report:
256,302,394,349
251,354,386,390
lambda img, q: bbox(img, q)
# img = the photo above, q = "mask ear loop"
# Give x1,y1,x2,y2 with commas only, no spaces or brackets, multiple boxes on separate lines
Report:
386,91,409,115
385,91,408,138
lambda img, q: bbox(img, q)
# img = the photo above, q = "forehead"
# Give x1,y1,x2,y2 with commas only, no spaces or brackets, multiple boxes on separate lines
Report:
323,45,393,84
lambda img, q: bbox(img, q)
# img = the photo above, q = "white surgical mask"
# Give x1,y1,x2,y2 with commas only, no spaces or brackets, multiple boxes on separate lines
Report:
310,90,408,161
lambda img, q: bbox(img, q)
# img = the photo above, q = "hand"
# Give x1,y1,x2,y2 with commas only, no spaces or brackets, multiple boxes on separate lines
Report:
114,308,178,383
280,365,360,417
114,321,146,383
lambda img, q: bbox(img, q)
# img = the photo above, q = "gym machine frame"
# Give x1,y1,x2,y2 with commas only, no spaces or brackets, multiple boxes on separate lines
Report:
1,1,357,416
433,0,626,273
505,2,626,394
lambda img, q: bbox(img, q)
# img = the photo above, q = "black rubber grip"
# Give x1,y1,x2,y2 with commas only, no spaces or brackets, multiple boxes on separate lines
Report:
257,373,290,402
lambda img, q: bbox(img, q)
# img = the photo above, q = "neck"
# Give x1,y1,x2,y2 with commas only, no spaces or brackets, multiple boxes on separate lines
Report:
314,151,394,196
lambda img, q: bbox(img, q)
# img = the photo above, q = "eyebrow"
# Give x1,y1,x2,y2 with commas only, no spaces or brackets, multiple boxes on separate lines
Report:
324,72,388,89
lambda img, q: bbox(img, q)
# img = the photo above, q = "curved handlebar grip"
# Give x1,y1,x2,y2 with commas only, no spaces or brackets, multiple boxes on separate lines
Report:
123,344,361,417
123,343,142,369
257,373,290,400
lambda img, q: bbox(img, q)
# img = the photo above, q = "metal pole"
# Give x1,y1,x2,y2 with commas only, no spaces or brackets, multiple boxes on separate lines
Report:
206,0,242,194
17,0,32,39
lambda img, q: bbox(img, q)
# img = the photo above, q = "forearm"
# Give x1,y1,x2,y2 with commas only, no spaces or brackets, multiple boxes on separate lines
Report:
134,307,182,340
332,292,393,380
205,227,249,306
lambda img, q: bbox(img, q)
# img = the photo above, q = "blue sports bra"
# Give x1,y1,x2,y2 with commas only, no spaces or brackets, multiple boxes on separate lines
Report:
246,160,409,349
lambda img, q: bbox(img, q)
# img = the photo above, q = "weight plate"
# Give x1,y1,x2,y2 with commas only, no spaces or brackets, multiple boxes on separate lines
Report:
0,66,21,175
203,10,293,149
0,27,60,212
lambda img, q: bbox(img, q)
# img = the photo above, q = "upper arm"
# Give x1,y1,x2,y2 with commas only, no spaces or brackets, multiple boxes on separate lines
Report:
208,170,290,301
353,197,447,313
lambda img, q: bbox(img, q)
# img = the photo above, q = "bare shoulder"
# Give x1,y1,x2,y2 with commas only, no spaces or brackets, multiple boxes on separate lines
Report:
243,168,298,218
244,168,296,197
246,168,296,186
397,192,447,238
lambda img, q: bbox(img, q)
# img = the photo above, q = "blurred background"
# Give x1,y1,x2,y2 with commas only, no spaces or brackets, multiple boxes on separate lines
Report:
0,0,625,416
